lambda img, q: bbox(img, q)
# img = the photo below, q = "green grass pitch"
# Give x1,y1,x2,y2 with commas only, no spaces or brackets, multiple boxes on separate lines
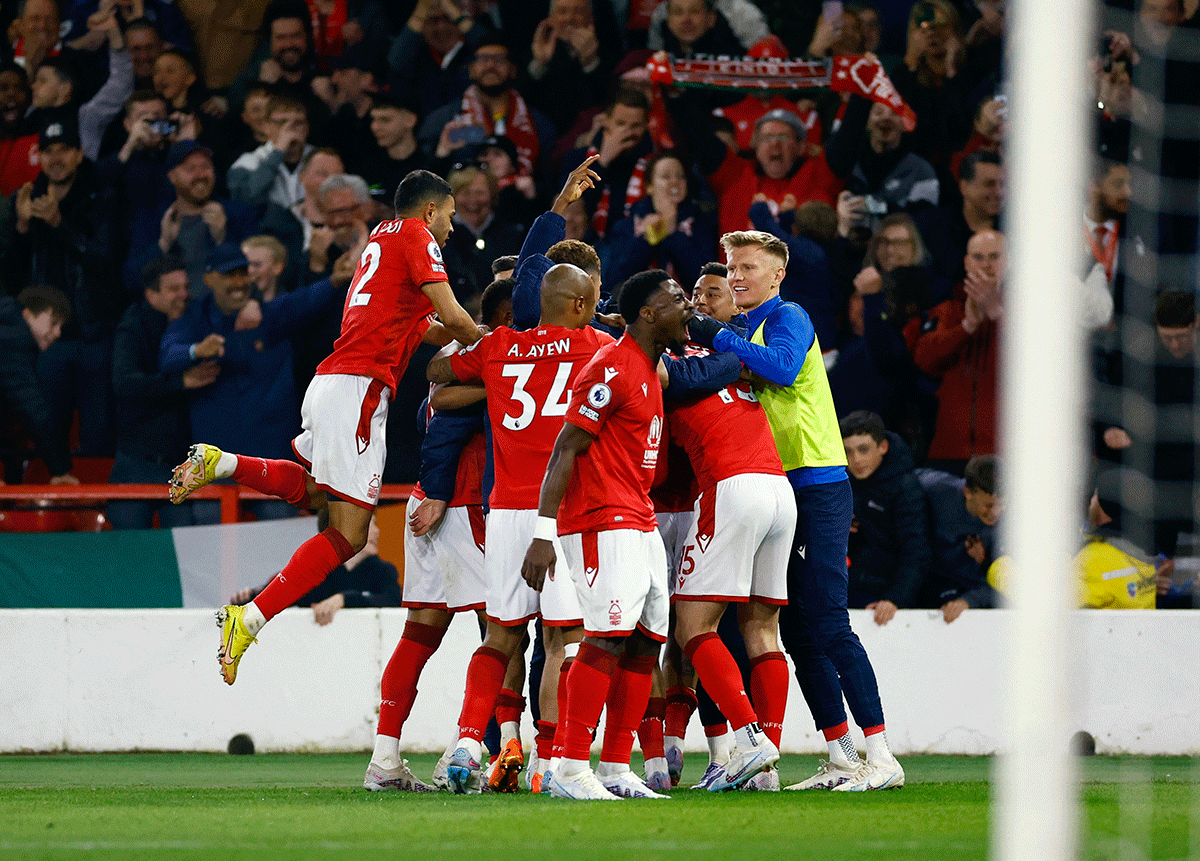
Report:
0,754,1195,860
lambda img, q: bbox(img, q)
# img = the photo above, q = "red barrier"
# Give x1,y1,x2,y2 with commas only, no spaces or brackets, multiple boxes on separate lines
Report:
0,483,416,530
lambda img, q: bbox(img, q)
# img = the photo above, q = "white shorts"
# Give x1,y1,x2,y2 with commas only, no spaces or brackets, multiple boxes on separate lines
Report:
485,508,583,627
292,374,389,509
402,503,487,613
560,529,669,642
674,473,795,604
657,509,695,595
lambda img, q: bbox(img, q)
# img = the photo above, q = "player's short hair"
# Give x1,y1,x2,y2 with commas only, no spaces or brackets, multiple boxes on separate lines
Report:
546,240,600,276
960,150,1001,183
480,277,515,328
616,269,672,324
393,170,452,215
964,455,999,495
1154,290,1196,328
491,255,518,276
607,86,650,115
18,284,70,323
141,254,187,292
839,410,887,443
698,261,727,278
720,230,789,268
266,93,307,120
242,235,287,267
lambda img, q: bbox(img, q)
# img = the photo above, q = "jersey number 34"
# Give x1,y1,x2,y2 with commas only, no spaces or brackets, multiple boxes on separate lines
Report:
501,362,573,431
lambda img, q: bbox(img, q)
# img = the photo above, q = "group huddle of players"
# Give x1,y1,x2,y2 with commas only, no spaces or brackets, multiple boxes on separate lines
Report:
170,161,904,800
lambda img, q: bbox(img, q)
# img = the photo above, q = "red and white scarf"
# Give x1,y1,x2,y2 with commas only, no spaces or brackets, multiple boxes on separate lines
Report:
306,0,348,62
586,147,648,237
460,86,540,177
648,53,917,132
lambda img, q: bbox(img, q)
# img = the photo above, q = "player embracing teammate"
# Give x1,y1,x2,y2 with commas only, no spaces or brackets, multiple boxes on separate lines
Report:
170,170,482,685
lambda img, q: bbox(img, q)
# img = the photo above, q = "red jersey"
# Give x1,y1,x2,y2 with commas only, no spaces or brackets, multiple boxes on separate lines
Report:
559,334,663,535
665,349,784,490
650,436,698,514
317,218,447,393
450,323,614,509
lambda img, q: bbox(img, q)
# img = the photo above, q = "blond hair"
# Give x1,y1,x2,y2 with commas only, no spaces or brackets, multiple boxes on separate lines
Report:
242,234,288,267
720,230,789,268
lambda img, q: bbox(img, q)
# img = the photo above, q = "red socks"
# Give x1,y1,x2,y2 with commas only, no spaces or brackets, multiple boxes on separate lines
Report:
599,654,656,766
455,646,509,742
665,685,698,738
560,643,618,761
535,720,557,762
232,456,312,508
749,651,789,748
638,696,666,760
684,632,757,731
495,688,526,727
378,621,446,737
253,527,355,620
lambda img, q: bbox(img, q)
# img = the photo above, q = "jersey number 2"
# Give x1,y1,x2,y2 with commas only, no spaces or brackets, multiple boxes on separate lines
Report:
501,362,573,431
348,241,382,308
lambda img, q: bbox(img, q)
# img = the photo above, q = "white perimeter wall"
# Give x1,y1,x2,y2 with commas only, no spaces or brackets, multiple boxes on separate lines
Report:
2,609,1195,755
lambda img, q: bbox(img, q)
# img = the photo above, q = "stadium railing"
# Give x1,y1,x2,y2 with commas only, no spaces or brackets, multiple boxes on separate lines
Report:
0,483,416,528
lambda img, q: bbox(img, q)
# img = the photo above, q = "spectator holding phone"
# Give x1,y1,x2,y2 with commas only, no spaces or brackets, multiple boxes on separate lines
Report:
419,38,554,179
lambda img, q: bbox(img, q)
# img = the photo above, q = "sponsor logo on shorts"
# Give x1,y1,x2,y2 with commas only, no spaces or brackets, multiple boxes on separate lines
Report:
608,599,621,626
585,565,599,587
579,405,600,421
368,474,381,500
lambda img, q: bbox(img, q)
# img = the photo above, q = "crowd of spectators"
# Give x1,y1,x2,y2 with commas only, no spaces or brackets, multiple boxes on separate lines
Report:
0,0,1196,610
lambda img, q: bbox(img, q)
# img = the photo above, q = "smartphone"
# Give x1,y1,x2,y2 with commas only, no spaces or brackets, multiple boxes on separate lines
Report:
448,124,486,147
150,120,179,136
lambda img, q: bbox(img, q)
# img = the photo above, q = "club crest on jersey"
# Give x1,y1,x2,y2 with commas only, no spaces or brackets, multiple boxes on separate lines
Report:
642,415,662,468
427,240,443,262
608,599,622,626
588,383,612,408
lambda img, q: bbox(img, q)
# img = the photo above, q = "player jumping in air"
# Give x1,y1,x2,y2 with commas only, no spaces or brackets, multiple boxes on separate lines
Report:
169,170,482,685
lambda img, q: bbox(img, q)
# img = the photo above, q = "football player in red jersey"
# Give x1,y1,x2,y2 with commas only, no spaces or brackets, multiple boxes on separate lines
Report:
363,279,516,793
425,263,615,794
664,273,796,793
170,170,483,685
521,269,705,800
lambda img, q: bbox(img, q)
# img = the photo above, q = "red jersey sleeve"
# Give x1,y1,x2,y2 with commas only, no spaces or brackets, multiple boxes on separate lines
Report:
401,221,450,288
566,359,623,437
449,329,495,382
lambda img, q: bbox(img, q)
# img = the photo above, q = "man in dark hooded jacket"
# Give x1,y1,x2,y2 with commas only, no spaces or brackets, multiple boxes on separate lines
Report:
840,411,930,625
